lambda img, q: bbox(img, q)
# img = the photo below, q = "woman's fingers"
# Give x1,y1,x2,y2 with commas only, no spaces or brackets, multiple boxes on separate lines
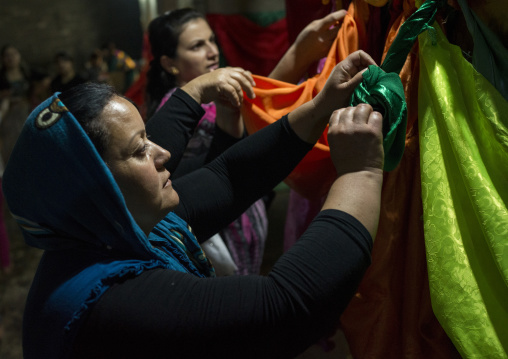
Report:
319,10,348,31
217,68,256,105
352,103,373,124
328,104,384,174
227,67,256,99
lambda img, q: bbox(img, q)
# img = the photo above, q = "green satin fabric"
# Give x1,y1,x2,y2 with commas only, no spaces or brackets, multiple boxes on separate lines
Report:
419,24,508,358
350,66,407,171
350,0,439,171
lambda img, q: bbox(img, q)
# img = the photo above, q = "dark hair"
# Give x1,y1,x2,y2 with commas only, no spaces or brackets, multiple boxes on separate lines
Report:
58,82,118,156
54,51,74,63
145,8,204,118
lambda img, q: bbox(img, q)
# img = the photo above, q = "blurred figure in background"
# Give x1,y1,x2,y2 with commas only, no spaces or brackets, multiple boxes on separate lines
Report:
50,51,86,93
0,96,12,276
102,41,137,93
83,49,110,85
0,44,31,104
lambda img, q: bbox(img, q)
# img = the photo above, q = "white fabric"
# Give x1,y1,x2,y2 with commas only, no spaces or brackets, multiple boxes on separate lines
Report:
201,234,238,276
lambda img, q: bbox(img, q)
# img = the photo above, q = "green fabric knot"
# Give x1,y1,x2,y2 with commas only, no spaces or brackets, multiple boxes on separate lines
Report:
350,65,407,172
347,0,441,171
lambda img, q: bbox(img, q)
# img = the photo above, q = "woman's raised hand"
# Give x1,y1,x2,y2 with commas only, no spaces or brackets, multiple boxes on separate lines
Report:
321,103,384,240
268,10,347,83
312,50,377,118
181,67,256,107
286,50,377,144
293,10,348,65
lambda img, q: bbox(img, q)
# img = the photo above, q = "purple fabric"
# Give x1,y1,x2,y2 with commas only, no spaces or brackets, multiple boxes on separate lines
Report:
283,189,325,252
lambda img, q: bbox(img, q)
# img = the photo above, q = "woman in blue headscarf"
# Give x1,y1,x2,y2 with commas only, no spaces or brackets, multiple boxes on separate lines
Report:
3,50,384,359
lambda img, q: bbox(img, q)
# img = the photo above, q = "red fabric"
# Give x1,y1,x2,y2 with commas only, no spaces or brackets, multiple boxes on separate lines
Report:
125,31,152,119
284,0,333,44
206,14,290,77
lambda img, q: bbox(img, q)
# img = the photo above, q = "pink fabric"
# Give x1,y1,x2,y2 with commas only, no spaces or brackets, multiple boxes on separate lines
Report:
158,90,268,275
158,89,216,131
283,189,325,252
220,199,268,275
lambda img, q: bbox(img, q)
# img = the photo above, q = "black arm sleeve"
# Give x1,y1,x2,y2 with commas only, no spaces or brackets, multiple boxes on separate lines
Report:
171,125,244,178
145,88,205,173
145,90,244,178
205,124,246,163
73,210,373,359
173,115,312,241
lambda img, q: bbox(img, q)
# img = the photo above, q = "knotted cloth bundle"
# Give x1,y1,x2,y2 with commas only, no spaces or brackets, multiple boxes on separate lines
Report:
242,0,440,198
349,0,440,171
349,65,407,171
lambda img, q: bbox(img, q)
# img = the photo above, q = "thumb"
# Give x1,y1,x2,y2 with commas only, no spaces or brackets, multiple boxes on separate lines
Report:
348,67,368,89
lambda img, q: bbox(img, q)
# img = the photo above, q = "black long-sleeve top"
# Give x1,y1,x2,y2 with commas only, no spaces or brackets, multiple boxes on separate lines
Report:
72,89,373,358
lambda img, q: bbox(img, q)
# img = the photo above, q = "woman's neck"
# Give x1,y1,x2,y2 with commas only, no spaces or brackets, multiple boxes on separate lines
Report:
6,67,24,82
61,70,76,83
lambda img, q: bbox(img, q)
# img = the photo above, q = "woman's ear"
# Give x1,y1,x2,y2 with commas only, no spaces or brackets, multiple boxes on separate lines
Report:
160,55,180,76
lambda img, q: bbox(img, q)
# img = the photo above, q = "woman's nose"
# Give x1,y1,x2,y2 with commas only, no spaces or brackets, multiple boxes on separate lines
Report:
207,42,219,58
153,143,170,169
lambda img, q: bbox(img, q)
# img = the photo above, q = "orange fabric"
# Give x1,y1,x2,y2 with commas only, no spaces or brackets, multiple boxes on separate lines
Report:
242,1,362,199
340,0,460,357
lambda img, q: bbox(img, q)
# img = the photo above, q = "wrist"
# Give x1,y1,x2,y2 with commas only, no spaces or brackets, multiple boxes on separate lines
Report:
322,170,383,239
181,82,203,104
269,46,312,84
215,106,244,139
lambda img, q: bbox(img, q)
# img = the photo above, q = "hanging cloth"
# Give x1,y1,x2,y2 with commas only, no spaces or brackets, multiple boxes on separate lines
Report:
341,1,460,358
242,0,437,195
456,0,508,101
206,13,289,77
419,23,508,358
242,0,362,199
349,0,440,170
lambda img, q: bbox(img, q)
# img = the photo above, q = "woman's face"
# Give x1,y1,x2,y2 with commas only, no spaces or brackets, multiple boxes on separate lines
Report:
171,18,219,86
101,96,179,234
56,58,74,75
2,46,21,69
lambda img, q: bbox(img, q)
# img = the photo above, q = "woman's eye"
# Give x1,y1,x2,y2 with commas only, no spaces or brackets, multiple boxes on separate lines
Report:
191,41,204,50
137,144,148,156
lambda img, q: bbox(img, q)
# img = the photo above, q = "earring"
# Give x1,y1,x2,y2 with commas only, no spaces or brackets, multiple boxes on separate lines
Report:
169,67,180,76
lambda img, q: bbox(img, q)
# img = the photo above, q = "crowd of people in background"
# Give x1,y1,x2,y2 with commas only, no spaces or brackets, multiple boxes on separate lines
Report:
0,43,139,112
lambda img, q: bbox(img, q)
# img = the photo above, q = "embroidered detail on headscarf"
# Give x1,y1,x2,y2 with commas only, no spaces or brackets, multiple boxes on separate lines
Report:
35,98,69,129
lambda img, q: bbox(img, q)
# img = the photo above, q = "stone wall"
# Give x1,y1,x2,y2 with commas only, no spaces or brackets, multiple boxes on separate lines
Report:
0,0,143,74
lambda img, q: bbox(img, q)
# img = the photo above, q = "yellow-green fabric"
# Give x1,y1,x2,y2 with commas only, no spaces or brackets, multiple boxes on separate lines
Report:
419,23,508,358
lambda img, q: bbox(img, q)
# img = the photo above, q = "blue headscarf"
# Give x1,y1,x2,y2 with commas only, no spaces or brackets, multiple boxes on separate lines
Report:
2,93,214,358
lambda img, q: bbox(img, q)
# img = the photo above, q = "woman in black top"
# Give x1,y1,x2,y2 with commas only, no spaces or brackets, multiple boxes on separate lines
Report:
3,50,383,359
